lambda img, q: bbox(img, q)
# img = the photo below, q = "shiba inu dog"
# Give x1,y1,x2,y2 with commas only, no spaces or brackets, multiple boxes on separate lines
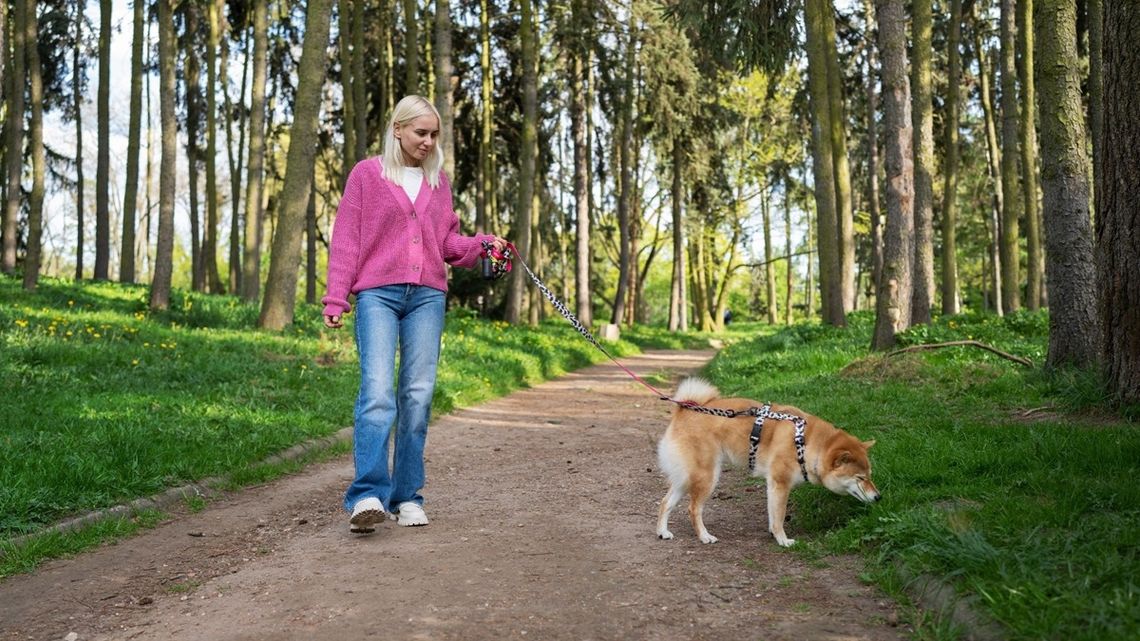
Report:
656,378,880,547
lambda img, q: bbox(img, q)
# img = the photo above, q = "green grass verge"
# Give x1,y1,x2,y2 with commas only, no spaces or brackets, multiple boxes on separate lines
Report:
0,276,712,561
705,310,1139,641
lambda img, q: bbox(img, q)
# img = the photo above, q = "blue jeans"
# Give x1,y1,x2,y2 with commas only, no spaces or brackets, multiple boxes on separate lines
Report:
344,285,445,513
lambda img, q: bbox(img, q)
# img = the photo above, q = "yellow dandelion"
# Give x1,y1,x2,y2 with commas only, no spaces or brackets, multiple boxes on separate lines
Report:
15,319,28,328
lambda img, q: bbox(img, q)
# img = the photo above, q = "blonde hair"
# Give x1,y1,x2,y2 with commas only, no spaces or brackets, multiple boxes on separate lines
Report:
381,95,444,188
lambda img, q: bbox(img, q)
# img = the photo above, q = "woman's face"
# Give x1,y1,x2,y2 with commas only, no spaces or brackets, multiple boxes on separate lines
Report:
394,114,440,166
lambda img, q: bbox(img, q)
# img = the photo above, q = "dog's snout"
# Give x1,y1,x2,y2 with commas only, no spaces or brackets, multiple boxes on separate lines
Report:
872,493,882,502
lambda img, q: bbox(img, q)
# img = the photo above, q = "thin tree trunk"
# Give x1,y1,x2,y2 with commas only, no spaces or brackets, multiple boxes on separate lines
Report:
94,0,111,280
306,178,317,304
476,0,493,234
1020,0,1042,310
975,23,1004,315
1037,0,1098,368
910,0,935,324
941,0,963,315
73,0,86,280
573,0,592,329
259,0,332,329
242,0,268,303
784,175,794,325
120,0,145,283
610,22,635,327
762,186,777,324
668,139,685,332
150,0,177,311
1,0,23,275
226,21,247,294
1097,0,1140,403
999,0,1021,312
22,0,45,290
352,0,366,161
204,0,224,293
506,0,536,324
434,0,455,179
863,0,882,296
339,0,356,178
871,0,914,350
803,0,840,324
403,0,420,94
185,1,203,291
822,0,855,316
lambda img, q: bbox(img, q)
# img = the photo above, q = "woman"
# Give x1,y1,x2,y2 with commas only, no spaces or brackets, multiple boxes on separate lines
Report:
322,95,507,534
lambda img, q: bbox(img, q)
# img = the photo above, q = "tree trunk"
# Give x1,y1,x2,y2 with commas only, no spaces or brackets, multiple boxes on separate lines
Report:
404,0,420,94
1089,0,1102,214
762,186,778,324
22,0,45,290
610,23,635,327
863,0,883,297
352,0,366,161
225,23,246,294
573,0,593,329
822,0,855,316
73,0,86,280
242,0,269,303
784,175,795,325
803,0,840,325
434,0,455,179
941,0,963,315
506,0,537,324
339,0,356,179
150,0,178,311
185,1,203,291
305,178,317,304
871,0,914,350
668,139,686,332
975,22,1004,315
259,0,332,330
94,0,111,280
1,0,23,275
1037,0,1099,368
204,0,224,293
999,0,1021,312
118,0,144,283
476,0,493,234
910,0,935,324
1097,0,1140,403
1020,0,1042,310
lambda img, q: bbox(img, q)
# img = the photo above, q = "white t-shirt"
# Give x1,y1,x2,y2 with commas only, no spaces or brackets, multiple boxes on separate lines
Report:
401,166,424,202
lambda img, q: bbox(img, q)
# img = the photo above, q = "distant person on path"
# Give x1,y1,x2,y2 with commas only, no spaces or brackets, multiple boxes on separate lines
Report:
322,95,508,534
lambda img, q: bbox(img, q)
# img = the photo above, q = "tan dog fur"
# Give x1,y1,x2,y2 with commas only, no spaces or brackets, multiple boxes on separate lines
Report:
656,378,880,547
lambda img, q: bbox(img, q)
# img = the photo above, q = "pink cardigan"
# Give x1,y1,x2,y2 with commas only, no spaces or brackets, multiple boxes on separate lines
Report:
321,158,492,317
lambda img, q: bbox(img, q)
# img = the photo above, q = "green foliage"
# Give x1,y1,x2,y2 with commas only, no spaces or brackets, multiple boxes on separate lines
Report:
709,311,1139,640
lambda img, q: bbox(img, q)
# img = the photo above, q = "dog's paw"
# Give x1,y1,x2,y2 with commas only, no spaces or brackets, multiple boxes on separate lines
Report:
699,533,719,544
776,537,796,547
657,530,674,540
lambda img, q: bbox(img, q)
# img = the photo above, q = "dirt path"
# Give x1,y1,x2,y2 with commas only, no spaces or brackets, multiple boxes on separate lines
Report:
1,349,908,641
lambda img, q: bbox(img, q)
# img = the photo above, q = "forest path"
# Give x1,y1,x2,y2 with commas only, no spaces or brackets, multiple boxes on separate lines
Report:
0,349,907,641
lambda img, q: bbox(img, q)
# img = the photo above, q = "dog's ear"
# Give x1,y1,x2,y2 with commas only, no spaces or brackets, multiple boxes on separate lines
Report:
863,439,876,450
833,450,851,468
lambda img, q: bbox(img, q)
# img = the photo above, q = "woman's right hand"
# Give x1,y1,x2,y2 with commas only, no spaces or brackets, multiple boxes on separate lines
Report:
324,314,343,329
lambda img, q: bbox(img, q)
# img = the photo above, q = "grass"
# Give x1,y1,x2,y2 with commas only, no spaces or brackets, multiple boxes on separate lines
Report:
0,275,718,575
705,310,1139,641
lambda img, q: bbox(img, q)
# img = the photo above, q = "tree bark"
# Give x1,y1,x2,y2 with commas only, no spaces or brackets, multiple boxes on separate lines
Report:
150,0,178,311
404,0,420,94
1088,0,1102,214
225,22,246,294
871,0,914,350
573,0,593,329
22,0,45,290
669,139,686,332
863,0,882,297
259,0,332,329
762,187,778,324
999,0,1021,312
610,22,635,327
1097,0,1140,403
506,0,536,324
1,0,24,275
94,0,111,280
803,0,840,325
941,0,963,315
119,0,145,283
1019,0,1042,310
73,0,86,280
339,0,356,179
242,0,269,303
204,0,224,293
822,0,855,316
974,22,1004,315
352,0,367,162
910,0,935,324
434,0,455,179
784,174,795,325
184,1,203,291
1037,0,1099,368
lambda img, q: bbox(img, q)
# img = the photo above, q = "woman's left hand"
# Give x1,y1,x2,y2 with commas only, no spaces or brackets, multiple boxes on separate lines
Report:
489,236,508,253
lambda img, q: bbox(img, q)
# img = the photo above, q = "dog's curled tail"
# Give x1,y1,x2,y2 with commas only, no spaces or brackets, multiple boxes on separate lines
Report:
671,377,720,411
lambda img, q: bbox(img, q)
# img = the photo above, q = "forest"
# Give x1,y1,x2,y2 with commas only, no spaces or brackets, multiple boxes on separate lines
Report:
0,0,1136,404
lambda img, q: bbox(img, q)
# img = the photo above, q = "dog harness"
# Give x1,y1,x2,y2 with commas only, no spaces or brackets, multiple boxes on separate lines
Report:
749,403,810,482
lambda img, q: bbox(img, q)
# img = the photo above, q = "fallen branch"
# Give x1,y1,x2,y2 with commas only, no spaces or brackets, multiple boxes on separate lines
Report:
886,340,1034,367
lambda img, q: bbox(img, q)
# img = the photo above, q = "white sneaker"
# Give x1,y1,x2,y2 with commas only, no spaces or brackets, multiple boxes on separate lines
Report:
391,501,429,527
349,497,385,534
